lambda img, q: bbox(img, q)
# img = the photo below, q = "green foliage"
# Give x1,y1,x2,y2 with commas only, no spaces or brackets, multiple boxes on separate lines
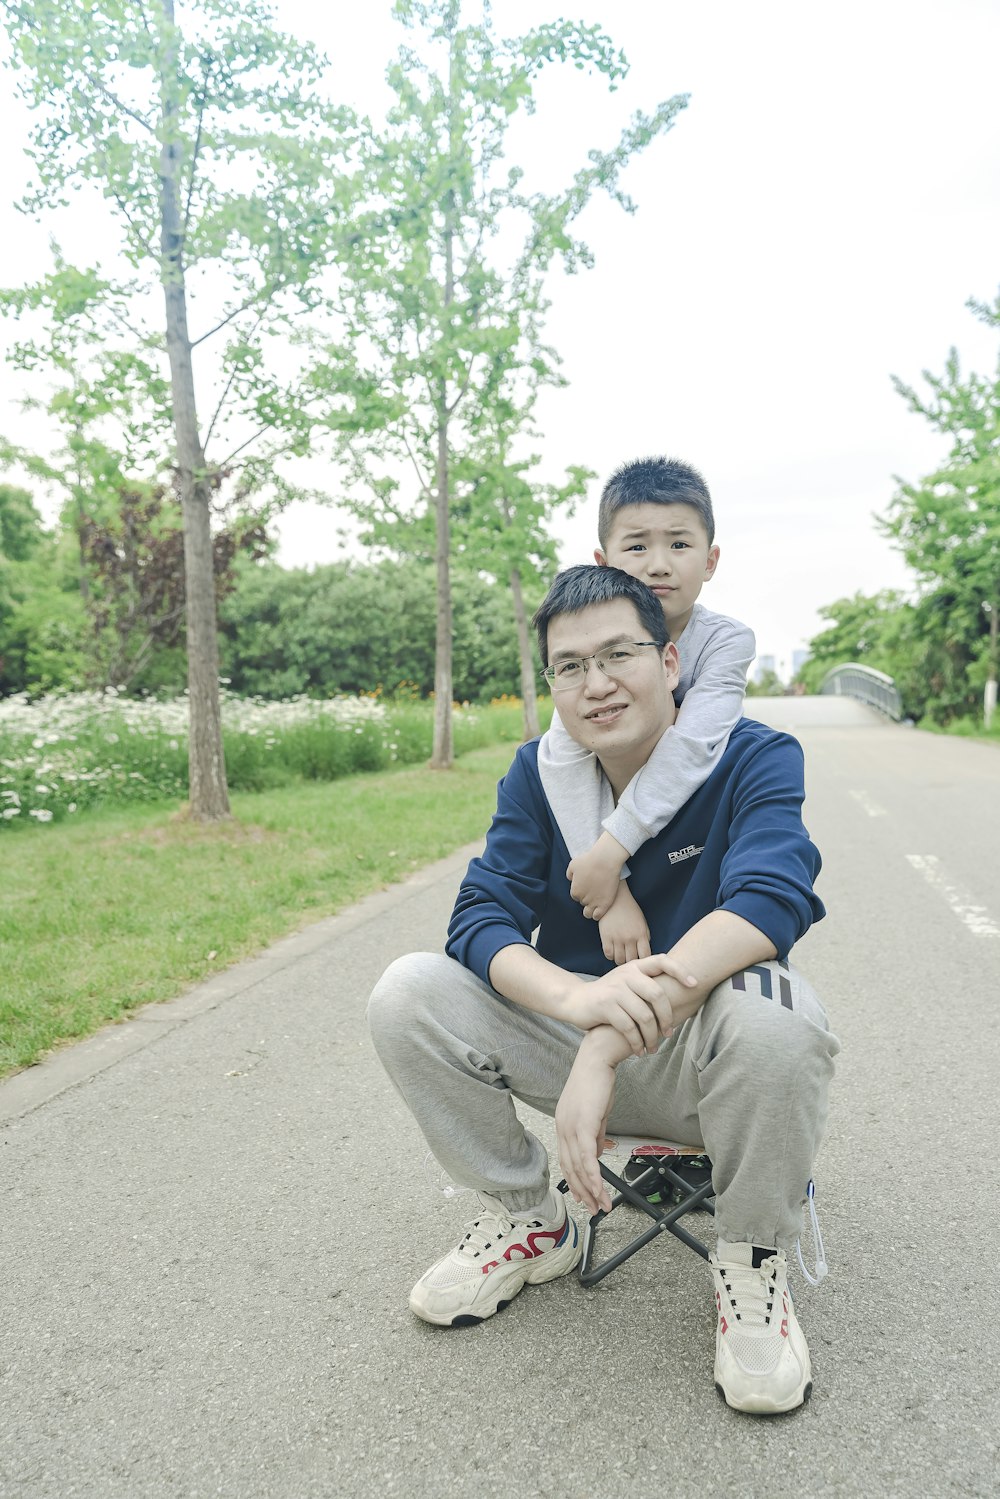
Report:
1,1,363,506
797,591,910,689
804,292,1000,724
79,483,269,691
218,557,531,702
312,1,685,760
0,483,44,563
745,668,786,697
0,486,89,694
877,290,1000,719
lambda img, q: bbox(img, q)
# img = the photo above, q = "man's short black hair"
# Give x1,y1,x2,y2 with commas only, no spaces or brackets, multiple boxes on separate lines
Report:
531,564,668,668
598,456,715,548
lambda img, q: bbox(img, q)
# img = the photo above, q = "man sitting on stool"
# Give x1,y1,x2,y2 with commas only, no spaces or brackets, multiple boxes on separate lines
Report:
367,564,839,1415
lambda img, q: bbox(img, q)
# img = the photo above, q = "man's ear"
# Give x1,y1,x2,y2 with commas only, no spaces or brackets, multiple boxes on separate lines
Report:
703,544,721,582
594,548,608,566
662,641,681,691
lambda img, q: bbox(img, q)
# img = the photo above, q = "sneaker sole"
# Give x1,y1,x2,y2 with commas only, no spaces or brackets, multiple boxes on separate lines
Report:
410,1219,582,1327
715,1376,813,1415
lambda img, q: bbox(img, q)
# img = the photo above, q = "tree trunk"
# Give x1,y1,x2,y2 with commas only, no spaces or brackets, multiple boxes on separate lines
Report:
985,596,998,729
510,566,541,739
72,429,90,604
157,0,229,819
431,411,454,768
430,26,459,771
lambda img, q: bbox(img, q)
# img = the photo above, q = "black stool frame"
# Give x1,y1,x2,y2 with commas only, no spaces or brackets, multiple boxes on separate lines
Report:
561,1154,716,1287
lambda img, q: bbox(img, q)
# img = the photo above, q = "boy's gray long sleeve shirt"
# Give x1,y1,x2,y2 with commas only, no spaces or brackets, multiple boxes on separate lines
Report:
537,603,756,860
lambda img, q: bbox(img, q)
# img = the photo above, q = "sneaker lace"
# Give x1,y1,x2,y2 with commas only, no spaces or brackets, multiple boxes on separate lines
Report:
456,1204,519,1261
717,1259,781,1331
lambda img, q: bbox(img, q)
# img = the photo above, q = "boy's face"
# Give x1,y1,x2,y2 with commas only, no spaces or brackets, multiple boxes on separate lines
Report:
596,502,720,637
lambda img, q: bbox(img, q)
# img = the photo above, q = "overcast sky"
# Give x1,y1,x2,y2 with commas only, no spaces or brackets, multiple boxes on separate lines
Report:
2,1,999,674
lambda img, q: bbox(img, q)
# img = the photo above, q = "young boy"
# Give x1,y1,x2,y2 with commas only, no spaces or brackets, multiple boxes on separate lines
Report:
537,457,755,965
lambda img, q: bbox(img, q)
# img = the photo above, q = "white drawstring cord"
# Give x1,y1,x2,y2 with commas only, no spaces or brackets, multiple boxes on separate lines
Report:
422,1151,474,1200
795,1179,829,1286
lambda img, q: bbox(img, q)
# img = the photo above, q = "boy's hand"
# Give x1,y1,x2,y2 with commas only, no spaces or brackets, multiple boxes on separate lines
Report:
598,883,652,966
566,831,629,920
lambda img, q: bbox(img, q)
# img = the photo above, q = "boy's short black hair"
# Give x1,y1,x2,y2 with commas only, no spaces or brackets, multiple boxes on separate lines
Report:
531,564,668,669
598,456,715,548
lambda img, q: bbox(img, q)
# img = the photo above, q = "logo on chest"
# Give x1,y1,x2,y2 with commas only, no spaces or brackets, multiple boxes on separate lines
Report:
667,843,704,866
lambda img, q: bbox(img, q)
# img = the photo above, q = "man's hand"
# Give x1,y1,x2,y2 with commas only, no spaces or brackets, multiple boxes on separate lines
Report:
568,956,697,1056
567,831,629,920
598,882,651,966
555,1031,619,1215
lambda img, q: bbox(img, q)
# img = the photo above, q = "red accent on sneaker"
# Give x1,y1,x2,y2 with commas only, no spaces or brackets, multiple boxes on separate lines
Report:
526,1225,564,1255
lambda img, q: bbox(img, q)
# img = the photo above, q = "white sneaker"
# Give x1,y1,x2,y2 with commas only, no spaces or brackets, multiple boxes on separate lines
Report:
409,1194,581,1327
710,1246,813,1413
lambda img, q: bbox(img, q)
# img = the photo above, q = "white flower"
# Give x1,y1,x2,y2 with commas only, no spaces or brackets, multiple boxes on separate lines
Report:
2,808,19,820
29,808,54,822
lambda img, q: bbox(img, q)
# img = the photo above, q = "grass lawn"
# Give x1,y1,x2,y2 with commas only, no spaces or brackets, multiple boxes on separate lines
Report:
1,741,518,1078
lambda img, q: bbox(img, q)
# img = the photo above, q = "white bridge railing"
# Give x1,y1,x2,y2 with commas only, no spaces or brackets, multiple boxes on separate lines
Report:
819,663,903,721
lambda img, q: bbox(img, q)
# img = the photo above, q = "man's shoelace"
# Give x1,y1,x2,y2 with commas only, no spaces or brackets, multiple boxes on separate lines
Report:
718,1262,780,1329
458,1211,516,1259
458,1208,548,1259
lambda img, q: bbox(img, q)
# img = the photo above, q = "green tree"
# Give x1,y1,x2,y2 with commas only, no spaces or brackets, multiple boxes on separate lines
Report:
80,484,268,691
0,483,44,565
2,0,359,815
883,289,1000,723
219,557,524,703
797,590,909,690
328,0,686,766
0,484,87,693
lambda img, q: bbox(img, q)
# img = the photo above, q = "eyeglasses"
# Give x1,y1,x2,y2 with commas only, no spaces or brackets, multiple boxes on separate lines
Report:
540,640,662,691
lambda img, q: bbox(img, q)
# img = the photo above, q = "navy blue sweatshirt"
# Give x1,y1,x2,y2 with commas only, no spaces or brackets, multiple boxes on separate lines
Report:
446,718,824,984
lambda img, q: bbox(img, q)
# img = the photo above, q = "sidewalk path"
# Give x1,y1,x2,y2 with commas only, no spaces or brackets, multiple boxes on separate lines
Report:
2,714,998,1498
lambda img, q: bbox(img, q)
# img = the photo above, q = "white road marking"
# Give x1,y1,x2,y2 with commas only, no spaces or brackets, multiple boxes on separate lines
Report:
850,788,887,818
905,854,1000,937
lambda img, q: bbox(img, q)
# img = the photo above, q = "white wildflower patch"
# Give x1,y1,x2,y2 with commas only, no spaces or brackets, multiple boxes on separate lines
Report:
0,686,398,828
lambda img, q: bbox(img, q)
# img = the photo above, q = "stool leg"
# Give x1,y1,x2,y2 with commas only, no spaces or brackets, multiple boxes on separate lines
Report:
577,1161,715,1285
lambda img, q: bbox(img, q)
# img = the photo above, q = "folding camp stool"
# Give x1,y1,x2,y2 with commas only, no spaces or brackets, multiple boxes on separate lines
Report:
560,1136,716,1287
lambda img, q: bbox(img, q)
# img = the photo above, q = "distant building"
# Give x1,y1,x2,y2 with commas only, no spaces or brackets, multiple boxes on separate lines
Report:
753,654,777,685
792,649,810,675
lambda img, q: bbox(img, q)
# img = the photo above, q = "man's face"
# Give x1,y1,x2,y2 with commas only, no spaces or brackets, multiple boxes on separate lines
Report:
545,600,679,780
596,502,720,637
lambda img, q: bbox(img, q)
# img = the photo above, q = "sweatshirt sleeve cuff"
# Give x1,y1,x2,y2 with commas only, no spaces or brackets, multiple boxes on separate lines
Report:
601,805,649,858
460,930,533,988
719,893,799,961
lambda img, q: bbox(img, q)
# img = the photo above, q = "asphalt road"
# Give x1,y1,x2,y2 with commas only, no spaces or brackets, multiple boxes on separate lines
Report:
2,700,998,1499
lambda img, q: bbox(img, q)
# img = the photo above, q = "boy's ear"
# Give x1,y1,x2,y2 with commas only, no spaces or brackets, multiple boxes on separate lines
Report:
703,544,721,582
594,548,608,566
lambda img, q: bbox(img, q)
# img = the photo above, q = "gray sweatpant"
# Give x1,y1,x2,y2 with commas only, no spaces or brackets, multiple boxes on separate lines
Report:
367,952,839,1249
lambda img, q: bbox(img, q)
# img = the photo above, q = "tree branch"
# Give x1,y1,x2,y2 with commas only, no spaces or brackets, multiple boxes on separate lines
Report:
217,422,274,467
445,358,475,416
192,292,269,349
401,429,432,496
203,303,270,451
